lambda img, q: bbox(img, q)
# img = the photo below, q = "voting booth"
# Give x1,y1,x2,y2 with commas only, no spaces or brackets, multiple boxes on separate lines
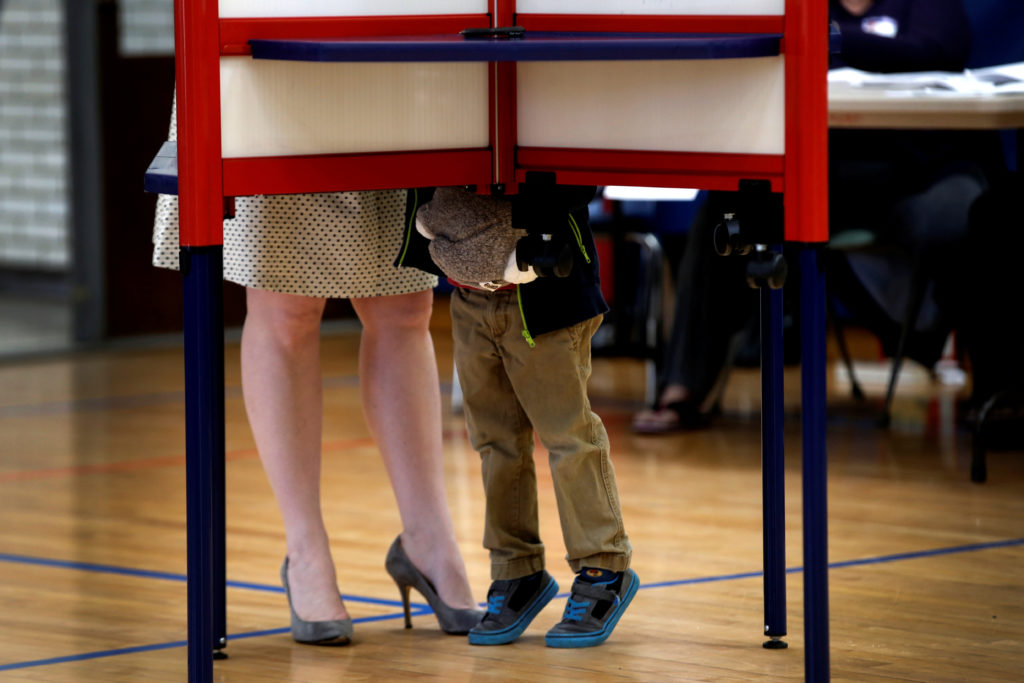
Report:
156,2,831,680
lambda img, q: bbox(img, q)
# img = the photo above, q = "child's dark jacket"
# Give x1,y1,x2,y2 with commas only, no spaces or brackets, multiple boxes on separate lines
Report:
394,185,608,342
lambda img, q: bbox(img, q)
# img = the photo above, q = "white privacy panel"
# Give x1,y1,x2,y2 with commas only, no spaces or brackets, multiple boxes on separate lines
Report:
517,0,785,15
219,58,490,158
518,57,785,155
220,0,488,19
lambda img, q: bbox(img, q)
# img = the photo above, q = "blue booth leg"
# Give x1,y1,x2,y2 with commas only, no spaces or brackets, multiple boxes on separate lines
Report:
182,246,226,683
799,247,830,682
213,390,227,658
760,248,787,648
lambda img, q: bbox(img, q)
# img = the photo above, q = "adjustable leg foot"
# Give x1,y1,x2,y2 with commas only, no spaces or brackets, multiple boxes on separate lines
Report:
763,636,789,650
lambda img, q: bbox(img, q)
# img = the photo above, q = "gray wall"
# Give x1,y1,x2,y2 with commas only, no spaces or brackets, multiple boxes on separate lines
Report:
118,0,173,57
0,0,173,273
0,0,68,270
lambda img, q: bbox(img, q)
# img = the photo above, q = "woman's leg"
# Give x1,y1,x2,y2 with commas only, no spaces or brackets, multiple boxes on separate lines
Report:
351,290,476,610
241,287,349,622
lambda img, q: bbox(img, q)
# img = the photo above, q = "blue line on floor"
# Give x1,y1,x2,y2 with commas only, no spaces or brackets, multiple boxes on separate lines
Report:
0,552,188,581
0,610,427,673
1,537,1021,672
0,640,189,672
620,537,1024,592
826,537,1024,569
0,552,407,608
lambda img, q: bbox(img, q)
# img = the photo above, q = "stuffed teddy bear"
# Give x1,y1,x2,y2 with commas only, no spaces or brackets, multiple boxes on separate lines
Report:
415,187,538,290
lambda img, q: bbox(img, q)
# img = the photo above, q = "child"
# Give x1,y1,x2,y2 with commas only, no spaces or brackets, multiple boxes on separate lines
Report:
395,183,637,648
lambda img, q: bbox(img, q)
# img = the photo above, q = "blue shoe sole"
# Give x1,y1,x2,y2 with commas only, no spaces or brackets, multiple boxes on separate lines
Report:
544,569,639,648
468,576,559,646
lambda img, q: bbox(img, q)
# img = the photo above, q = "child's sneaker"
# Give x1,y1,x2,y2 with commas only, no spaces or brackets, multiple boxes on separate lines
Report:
468,570,559,645
544,567,639,648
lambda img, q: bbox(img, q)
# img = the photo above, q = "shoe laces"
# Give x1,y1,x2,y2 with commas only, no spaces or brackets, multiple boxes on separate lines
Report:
562,597,590,622
486,594,505,615
566,579,620,622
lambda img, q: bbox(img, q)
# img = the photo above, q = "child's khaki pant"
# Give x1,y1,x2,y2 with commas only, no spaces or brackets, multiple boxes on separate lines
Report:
450,287,632,580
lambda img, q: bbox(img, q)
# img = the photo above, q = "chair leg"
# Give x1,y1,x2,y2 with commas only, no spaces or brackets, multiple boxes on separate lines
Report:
826,295,864,401
971,389,1024,483
880,251,929,428
625,232,665,408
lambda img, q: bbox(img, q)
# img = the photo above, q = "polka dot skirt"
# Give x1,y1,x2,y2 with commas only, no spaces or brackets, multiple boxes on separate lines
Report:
151,100,437,300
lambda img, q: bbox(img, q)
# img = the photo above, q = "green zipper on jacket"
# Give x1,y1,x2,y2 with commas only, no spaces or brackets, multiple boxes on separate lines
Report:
568,213,591,264
516,284,535,348
397,188,418,266
515,211,589,348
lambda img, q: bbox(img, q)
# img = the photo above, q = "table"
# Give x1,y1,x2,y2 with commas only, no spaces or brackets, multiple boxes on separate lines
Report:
829,81,1024,175
828,81,1024,131
828,80,1024,482
827,79,1024,166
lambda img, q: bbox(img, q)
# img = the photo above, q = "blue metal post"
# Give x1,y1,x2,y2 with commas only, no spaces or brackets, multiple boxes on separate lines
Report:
213,405,227,659
799,247,830,681
182,246,224,683
760,246,787,648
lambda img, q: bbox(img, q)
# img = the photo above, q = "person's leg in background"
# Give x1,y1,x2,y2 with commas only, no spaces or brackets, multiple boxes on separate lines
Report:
633,191,758,433
351,290,477,611
829,167,990,369
241,288,349,623
955,171,1024,408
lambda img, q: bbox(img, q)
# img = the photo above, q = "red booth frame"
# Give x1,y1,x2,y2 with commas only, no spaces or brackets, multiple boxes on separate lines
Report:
170,2,831,681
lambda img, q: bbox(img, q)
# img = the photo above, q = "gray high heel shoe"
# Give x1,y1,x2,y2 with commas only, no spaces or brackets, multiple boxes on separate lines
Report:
280,557,353,645
385,536,484,635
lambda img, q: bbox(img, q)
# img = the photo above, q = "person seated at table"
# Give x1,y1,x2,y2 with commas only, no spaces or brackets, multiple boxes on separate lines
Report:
632,0,1005,433
950,173,1024,422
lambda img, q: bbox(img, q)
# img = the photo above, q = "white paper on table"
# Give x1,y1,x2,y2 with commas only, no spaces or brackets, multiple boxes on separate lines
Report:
829,62,1024,96
967,61,1024,94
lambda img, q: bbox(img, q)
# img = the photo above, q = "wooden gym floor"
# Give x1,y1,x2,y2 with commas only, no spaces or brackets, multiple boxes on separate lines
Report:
0,298,1021,681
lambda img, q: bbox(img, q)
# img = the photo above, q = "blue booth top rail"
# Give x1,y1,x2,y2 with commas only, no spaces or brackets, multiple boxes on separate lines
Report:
248,32,784,63
146,141,178,196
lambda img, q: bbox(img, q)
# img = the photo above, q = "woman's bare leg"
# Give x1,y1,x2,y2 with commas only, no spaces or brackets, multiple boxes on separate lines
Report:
241,287,349,622
351,290,476,609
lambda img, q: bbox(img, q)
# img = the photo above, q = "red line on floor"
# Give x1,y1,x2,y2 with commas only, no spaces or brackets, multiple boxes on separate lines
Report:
0,437,379,483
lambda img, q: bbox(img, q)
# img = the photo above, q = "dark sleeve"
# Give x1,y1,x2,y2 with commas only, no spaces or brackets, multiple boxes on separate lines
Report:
394,187,445,277
832,0,971,73
510,184,598,234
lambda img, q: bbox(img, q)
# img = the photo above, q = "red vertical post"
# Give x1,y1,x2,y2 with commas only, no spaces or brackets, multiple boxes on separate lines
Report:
174,3,225,681
174,0,224,247
784,0,829,243
490,0,518,192
492,62,518,192
786,2,831,682
495,0,515,28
